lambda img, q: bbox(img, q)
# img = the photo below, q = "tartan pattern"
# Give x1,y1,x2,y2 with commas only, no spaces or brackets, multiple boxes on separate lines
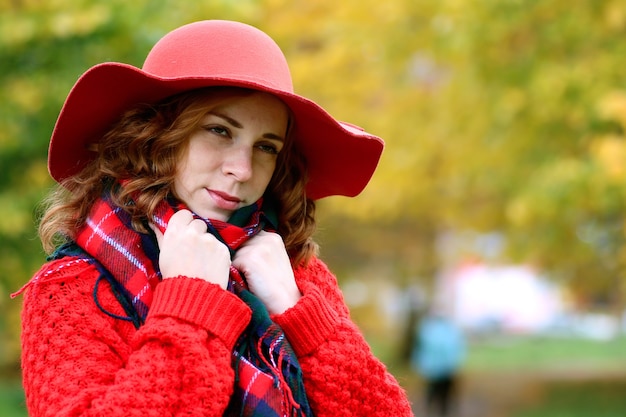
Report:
75,201,159,320
74,191,312,417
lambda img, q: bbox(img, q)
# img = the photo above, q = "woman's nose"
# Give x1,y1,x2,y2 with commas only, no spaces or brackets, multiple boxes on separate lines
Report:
222,145,253,181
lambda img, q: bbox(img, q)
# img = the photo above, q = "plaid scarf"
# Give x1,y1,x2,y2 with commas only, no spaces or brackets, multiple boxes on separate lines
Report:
63,189,313,417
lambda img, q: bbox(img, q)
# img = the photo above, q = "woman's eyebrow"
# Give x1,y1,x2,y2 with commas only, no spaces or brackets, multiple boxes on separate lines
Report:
210,111,285,142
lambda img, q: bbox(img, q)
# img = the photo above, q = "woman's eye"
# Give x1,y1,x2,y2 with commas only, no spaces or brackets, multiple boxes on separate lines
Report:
206,125,229,136
257,143,279,155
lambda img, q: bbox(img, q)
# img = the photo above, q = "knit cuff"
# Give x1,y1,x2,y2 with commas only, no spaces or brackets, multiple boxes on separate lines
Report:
148,277,251,350
273,288,340,357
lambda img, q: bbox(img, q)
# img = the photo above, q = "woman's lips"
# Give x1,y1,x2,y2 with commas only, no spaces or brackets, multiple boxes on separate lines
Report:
207,189,241,211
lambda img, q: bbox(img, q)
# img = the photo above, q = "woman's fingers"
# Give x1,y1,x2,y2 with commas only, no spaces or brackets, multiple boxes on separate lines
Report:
232,231,301,314
155,210,230,288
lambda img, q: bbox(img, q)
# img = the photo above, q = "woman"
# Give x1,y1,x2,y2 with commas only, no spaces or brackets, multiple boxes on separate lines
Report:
15,20,414,417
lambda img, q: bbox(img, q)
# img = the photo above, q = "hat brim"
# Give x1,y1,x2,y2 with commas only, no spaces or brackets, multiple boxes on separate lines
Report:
48,63,384,200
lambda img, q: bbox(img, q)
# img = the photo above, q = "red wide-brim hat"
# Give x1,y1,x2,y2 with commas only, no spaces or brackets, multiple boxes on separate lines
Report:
48,20,384,200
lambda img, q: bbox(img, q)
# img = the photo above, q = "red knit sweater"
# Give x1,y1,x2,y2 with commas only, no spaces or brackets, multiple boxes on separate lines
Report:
19,255,414,416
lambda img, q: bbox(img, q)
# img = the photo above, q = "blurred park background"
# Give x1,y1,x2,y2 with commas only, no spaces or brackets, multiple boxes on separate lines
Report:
2,0,626,416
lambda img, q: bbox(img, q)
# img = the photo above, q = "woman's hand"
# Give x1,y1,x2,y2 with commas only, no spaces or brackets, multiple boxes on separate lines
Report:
151,210,231,289
232,231,301,315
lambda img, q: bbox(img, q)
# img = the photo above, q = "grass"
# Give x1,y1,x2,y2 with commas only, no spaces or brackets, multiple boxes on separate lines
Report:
0,379,27,417
463,335,626,416
464,334,626,373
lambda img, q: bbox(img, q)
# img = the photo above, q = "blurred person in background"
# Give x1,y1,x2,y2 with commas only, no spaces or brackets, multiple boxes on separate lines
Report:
412,301,465,417
13,20,413,417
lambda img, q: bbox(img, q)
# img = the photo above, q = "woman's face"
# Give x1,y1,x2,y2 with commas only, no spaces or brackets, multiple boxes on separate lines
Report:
173,91,289,221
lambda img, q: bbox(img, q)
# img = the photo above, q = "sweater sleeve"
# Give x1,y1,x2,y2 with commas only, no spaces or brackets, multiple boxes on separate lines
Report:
273,258,414,417
19,257,251,417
